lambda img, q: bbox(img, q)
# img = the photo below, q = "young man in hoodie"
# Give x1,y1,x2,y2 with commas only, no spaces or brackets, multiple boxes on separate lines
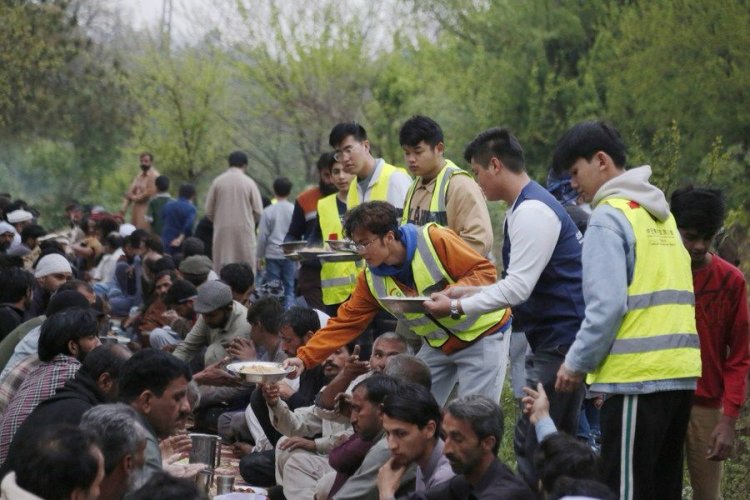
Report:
283,201,511,407
552,121,701,500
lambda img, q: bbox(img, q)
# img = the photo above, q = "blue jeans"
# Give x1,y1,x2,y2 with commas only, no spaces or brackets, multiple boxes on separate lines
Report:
263,258,296,309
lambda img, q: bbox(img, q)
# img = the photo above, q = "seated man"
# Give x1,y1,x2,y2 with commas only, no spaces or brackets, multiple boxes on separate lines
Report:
138,269,177,344
405,395,534,499
238,307,331,486
173,280,250,369
220,262,255,306
377,381,454,498
81,404,149,500
119,349,192,483
262,346,353,497
149,279,198,351
323,375,416,500
0,424,105,500
0,307,101,464
285,201,510,406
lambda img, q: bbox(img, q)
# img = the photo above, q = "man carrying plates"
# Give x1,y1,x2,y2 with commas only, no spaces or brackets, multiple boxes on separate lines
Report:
283,201,510,405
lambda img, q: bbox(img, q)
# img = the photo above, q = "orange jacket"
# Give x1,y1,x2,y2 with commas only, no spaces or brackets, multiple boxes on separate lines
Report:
297,225,498,368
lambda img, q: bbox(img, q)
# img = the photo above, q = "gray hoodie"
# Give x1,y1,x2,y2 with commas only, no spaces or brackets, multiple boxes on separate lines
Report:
564,166,697,394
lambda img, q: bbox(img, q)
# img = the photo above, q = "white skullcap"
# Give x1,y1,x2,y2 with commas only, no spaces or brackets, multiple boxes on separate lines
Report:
0,222,15,235
6,209,33,224
34,253,73,278
119,223,136,237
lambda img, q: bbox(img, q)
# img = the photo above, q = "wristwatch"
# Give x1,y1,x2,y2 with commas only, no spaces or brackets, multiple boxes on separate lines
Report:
450,299,461,320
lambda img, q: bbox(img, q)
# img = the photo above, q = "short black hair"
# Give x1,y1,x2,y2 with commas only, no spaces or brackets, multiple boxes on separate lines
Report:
118,349,192,404
317,152,337,171
38,308,99,362
220,263,255,295
353,374,400,405
140,152,153,162
551,120,627,174
329,122,368,148
343,201,400,241
280,306,320,339
670,186,726,238
80,344,131,384
399,115,444,148
144,234,164,254
164,279,197,307
0,267,34,303
178,183,196,199
129,471,206,500
273,177,293,197
155,175,170,192
149,257,176,276
21,224,46,241
382,381,440,437
548,477,616,500
15,425,101,500
463,127,525,173
247,296,283,334
180,237,205,257
123,234,143,250
104,232,122,250
534,432,601,493
228,150,248,167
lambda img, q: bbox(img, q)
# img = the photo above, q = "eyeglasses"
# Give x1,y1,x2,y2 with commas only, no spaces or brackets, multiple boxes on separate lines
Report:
353,237,378,253
333,143,361,162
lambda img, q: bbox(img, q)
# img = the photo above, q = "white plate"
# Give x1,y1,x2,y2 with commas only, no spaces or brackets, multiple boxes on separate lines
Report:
226,361,293,383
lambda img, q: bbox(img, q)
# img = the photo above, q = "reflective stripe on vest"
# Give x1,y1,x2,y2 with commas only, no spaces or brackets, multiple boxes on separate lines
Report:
401,161,468,226
586,198,701,385
366,224,508,348
318,193,361,305
347,162,400,208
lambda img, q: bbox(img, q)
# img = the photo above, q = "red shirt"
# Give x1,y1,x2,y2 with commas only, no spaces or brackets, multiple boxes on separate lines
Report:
692,254,750,418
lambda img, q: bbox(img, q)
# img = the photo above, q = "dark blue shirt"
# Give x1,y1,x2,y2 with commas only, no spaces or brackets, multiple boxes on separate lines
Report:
161,197,197,253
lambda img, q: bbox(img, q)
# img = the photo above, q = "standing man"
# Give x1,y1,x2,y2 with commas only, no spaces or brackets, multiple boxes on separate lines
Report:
426,127,585,487
161,183,197,256
284,201,511,407
317,159,358,314
329,122,411,215
552,120,701,500
670,186,750,499
205,151,264,273
257,177,295,309
146,175,173,237
121,152,160,230
399,115,492,256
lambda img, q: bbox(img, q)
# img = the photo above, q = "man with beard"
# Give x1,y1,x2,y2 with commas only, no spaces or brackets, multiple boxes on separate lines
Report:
80,404,149,500
0,307,102,464
261,345,353,497
0,267,33,340
0,222,15,254
377,382,453,498
139,270,177,342
324,375,414,500
28,252,73,317
173,280,250,371
284,153,338,310
1,344,132,477
403,395,534,500
120,152,160,230
119,349,192,483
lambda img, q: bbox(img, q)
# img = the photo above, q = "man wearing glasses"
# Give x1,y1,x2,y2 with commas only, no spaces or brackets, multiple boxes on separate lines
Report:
283,201,511,406
329,122,411,216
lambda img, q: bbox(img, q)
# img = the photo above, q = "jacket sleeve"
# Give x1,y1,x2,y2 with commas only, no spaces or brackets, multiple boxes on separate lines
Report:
333,439,416,500
721,272,750,418
172,315,208,363
565,206,631,374
297,272,380,368
444,174,494,256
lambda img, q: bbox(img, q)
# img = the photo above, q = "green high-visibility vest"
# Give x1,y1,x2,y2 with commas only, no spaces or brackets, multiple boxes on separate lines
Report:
346,162,401,208
401,160,469,226
365,224,507,348
317,193,361,305
586,198,701,385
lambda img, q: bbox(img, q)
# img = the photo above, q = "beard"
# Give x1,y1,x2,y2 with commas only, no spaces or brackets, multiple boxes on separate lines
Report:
319,180,337,197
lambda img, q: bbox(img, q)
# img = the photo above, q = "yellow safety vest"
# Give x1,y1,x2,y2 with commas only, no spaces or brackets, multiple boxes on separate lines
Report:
347,162,402,208
317,193,362,305
586,198,701,385
365,224,508,348
401,160,469,226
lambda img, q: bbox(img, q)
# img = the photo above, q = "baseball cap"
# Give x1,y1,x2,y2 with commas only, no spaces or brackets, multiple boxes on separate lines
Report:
179,255,214,276
194,280,233,314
